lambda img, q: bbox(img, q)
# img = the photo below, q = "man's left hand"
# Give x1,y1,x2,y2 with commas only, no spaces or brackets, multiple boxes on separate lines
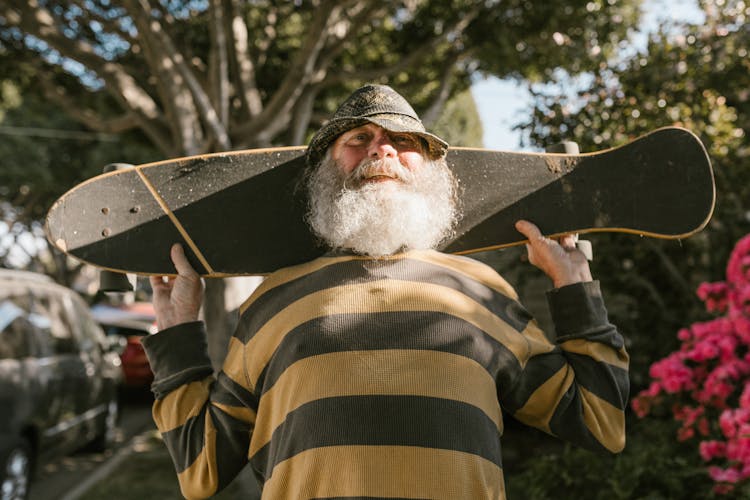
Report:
515,220,593,288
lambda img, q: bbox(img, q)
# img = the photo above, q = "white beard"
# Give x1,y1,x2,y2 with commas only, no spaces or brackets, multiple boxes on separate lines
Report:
306,152,459,257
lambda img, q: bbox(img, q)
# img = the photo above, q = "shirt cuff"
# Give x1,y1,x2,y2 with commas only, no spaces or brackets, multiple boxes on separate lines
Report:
546,281,613,341
141,321,214,398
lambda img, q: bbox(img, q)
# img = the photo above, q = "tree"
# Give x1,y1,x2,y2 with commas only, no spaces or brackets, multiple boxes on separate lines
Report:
430,88,483,147
519,0,750,384
0,0,641,153
497,1,750,495
0,81,160,283
0,0,642,365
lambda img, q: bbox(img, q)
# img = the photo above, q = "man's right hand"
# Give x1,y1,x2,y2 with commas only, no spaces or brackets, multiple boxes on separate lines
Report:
149,243,204,331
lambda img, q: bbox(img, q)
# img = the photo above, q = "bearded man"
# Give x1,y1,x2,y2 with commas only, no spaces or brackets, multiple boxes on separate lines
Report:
143,84,629,500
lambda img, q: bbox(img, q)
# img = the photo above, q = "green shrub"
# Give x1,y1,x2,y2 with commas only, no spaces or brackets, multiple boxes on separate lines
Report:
505,417,719,500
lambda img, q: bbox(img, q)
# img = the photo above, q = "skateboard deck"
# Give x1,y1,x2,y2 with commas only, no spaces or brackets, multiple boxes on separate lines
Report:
45,126,715,277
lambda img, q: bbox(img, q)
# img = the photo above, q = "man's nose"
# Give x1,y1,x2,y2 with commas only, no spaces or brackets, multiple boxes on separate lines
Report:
368,135,397,158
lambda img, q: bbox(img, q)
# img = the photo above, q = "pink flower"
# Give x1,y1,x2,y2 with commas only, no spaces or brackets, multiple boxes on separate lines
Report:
717,336,738,360
631,396,650,418
674,405,705,426
712,483,735,495
700,440,727,461
698,417,711,436
709,465,742,483
678,426,695,441
729,285,750,317
686,339,719,362
698,282,730,314
719,409,750,438
646,381,661,397
735,317,750,343
726,235,750,286
632,234,750,492
720,410,738,438
649,356,694,393
696,375,733,406
725,435,750,464
678,328,692,341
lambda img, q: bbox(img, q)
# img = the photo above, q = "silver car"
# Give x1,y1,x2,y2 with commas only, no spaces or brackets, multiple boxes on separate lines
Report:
0,270,123,500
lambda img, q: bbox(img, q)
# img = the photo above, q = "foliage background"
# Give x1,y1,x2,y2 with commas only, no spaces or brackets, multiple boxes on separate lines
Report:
498,0,750,496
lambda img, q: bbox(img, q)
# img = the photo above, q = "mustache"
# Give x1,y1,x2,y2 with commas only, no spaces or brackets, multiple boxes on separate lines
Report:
344,158,414,188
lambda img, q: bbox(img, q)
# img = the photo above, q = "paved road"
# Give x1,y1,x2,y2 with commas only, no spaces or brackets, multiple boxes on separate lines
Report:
29,389,154,500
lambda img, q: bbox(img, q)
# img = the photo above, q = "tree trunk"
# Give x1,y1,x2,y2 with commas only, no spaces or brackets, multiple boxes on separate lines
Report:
203,278,232,370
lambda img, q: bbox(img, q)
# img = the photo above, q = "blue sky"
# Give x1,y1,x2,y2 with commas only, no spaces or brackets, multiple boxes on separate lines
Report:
471,0,706,151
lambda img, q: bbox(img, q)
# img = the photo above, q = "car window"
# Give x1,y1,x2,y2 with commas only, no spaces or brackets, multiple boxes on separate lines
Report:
0,299,35,359
27,311,55,357
66,293,105,351
29,291,78,355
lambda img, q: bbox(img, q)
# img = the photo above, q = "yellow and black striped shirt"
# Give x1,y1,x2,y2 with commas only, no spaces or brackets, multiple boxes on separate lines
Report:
142,249,629,499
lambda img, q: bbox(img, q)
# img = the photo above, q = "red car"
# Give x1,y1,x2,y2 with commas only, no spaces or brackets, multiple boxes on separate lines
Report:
90,302,156,388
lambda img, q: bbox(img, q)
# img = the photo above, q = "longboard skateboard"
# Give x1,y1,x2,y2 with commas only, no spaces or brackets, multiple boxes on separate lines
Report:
45,127,715,277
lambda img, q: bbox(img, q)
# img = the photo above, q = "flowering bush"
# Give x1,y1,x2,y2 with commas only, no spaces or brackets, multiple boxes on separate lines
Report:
632,234,750,495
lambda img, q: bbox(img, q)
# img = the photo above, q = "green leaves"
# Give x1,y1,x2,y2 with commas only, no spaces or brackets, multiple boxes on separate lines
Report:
504,4,750,495
520,0,750,380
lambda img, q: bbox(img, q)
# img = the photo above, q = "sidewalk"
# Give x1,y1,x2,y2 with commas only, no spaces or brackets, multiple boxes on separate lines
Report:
64,427,261,500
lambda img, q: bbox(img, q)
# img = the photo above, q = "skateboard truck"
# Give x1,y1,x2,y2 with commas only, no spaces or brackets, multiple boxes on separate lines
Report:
98,163,136,292
546,141,593,261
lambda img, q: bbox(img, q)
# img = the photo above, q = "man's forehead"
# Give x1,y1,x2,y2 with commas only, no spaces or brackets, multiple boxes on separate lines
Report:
337,123,417,139
342,123,384,135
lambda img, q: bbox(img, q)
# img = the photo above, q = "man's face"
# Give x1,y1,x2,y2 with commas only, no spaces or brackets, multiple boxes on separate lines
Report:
305,126,458,257
331,123,427,180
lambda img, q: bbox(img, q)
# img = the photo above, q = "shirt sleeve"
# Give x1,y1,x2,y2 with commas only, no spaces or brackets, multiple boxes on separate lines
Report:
142,321,257,500
500,280,630,454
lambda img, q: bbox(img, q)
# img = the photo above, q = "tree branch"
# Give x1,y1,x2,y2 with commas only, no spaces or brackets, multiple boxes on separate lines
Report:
39,76,143,134
254,4,280,69
69,0,137,46
122,0,205,154
120,0,179,108
132,0,230,151
209,0,230,128
314,1,389,72
233,1,343,144
421,52,460,127
323,6,481,85
645,239,702,302
4,0,174,153
629,273,668,311
226,0,262,118
288,85,321,146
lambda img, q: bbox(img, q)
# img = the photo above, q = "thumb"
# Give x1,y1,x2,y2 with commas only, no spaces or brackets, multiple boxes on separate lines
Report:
515,220,543,241
171,243,199,277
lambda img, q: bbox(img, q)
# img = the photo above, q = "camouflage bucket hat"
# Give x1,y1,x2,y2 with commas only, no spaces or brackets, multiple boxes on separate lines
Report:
306,84,449,167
